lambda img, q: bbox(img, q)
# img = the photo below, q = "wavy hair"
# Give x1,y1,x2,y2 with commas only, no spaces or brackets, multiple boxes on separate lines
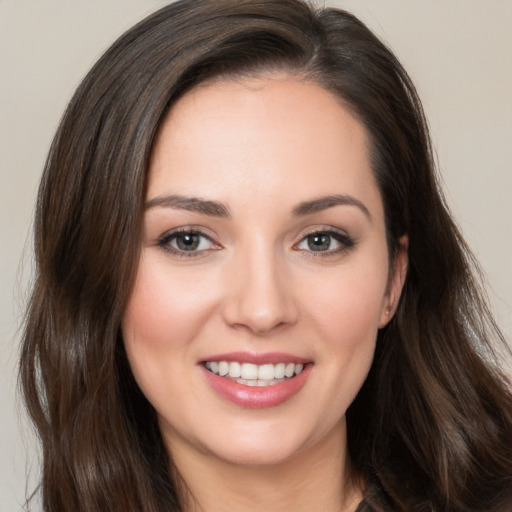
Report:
20,1,512,510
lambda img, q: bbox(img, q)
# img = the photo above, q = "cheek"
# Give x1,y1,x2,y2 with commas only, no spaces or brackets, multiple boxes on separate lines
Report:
301,261,387,416
123,254,214,348
121,253,219,397
299,257,389,346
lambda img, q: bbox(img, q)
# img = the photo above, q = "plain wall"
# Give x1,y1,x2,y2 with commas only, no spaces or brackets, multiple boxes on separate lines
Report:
1,1,510,509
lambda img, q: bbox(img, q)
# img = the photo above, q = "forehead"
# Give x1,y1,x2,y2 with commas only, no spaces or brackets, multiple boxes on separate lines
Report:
147,76,382,218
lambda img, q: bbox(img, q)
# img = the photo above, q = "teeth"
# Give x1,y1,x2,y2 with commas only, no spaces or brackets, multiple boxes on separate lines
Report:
257,364,274,380
240,363,258,380
228,361,241,378
237,377,286,386
284,363,295,378
218,361,229,376
274,363,285,379
205,360,306,386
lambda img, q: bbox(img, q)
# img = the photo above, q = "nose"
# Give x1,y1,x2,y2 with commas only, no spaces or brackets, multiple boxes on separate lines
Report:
221,245,298,336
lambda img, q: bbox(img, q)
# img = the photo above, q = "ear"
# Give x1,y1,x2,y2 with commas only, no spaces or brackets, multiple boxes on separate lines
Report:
379,235,408,328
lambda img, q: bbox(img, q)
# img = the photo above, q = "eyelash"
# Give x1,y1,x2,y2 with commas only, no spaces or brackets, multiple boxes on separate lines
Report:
156,227,356,258
294,229,356,254
294,228,356,257
156,228,220,258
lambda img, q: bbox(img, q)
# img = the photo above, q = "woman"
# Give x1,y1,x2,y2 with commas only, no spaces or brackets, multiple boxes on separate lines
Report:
20,0,512,511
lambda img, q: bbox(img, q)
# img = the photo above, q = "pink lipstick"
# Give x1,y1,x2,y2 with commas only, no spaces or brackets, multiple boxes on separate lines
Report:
199,352,313,408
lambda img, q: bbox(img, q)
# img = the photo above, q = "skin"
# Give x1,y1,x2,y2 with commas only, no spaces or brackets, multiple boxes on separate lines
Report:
122,75,408,512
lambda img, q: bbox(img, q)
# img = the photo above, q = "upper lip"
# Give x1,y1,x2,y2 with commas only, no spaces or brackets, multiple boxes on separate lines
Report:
200,351,311,365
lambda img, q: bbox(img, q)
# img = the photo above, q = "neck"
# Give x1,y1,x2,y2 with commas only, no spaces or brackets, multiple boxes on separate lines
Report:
168,421,364,512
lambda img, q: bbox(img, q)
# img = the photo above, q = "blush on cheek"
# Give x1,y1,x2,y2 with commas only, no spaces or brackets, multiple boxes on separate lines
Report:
310,275,386,343
123,254,211,349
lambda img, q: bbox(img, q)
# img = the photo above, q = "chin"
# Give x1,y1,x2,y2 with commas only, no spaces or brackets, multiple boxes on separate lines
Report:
210,437,304,467
166,411,342,469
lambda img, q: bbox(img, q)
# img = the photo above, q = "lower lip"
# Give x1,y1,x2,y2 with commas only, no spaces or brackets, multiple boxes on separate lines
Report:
201,364,312,409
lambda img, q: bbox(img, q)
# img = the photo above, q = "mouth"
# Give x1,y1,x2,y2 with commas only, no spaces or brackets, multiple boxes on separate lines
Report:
200,353,313,408
203,361,305,387
200,352,313,408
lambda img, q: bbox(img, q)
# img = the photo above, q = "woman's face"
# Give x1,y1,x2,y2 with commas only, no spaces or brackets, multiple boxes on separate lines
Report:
122,76,406,467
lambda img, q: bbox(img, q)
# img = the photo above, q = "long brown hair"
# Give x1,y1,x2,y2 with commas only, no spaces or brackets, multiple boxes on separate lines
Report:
20,1,512,510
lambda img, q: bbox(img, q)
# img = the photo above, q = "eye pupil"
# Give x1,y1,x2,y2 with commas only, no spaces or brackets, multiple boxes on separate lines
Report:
307,234,331,251
177,233,200,251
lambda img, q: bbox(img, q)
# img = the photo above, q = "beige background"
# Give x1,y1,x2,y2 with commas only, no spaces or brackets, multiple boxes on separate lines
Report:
1,1,511,510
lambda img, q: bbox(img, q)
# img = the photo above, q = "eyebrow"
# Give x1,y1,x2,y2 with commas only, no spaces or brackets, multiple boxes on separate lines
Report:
292,194,371,220
145,195,231,218
145,193,371,221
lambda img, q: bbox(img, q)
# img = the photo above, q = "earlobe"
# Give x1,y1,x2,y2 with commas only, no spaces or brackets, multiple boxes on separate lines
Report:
379,235,408,328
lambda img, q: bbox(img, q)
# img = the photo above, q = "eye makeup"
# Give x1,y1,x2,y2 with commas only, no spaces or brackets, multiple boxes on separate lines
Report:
154,224,357,260
156,228,221,258
294,228,356,256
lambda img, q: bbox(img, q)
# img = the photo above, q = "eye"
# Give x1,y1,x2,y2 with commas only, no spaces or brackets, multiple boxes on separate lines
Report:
295,230,355,254
157,229,219,256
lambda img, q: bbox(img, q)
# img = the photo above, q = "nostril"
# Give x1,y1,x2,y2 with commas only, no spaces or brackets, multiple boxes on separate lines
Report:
223,297,298,335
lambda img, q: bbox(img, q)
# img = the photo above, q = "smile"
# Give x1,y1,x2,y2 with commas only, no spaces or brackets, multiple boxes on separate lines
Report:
204,361,305,387
200,355,313,408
